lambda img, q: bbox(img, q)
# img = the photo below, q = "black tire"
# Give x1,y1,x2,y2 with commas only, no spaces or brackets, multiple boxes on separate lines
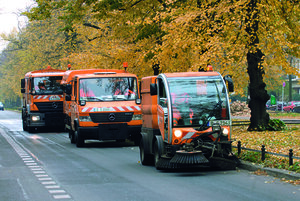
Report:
22,118,28,131
154,140,161,169
139,140,154,166
75,127,84,147
22,112,28,131
69,129,75,144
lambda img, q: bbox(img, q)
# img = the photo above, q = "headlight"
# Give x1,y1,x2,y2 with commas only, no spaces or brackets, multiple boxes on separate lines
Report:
174,130,182,138
79,116,92,122
31,116,40,121
132,114,142,120
222,127,229,136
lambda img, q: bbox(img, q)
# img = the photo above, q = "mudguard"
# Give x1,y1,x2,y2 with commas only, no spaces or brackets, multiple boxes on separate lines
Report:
155,135,165,156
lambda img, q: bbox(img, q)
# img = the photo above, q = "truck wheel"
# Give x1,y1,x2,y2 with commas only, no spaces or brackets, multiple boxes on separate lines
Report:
69,129,75,144
154,140,161,169
75,128,84,147
22,112,28,131
139,140,154,166
22,119,28,131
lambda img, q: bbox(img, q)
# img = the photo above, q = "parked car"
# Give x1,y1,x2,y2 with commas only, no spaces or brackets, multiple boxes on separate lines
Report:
292,102,300,113
283,101,300,112
277,101,287,111
0,102,4,111
266,100,277,111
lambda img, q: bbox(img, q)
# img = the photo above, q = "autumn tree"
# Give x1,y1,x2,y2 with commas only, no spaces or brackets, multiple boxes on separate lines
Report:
18,0,300,130
0,15,71,102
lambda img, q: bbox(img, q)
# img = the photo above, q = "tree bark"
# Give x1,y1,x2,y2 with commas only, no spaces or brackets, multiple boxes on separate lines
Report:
245,0,270,131
247,50,270,131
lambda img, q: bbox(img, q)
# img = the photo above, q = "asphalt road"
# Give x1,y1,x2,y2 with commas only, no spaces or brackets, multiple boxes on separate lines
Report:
0,110,299,201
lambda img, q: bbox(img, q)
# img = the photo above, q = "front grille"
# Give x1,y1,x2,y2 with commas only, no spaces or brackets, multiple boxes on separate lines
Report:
90,112,133,123
35,102,63,112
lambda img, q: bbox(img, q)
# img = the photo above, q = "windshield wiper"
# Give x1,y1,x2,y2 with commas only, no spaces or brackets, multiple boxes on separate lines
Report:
86,97,103,101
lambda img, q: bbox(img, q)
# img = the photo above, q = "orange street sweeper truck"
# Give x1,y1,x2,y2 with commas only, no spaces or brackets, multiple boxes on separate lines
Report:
139,69,238,170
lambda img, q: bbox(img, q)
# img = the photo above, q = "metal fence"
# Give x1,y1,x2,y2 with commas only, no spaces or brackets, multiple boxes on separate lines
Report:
232,119,300,126
233,141,300,166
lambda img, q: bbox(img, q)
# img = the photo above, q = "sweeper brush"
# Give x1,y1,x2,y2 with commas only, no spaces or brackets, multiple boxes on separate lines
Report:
170,150,209,165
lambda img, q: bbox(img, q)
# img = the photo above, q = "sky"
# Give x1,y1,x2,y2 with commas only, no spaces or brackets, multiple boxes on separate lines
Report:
0,0,36,51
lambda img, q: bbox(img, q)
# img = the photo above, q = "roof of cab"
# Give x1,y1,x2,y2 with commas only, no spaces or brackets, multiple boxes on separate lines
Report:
25,66,66,78
163,71,219,78
60,69,135,85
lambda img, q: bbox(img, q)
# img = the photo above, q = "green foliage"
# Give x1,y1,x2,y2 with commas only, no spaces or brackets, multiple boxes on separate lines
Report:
240,151,269,163
267,119,287,131
288,162,300,173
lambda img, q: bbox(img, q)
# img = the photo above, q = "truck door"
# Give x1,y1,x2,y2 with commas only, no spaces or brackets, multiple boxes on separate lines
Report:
157,77,171,143
70,79,78,130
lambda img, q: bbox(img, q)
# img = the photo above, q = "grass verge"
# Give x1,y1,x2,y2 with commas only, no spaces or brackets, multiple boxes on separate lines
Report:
232,124,300,174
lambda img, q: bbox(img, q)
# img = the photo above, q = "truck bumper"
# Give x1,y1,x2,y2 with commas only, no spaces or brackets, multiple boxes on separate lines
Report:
28,112,64,127
78,123,141,141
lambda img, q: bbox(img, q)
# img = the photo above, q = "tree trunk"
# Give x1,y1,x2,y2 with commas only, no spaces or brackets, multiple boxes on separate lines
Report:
247,50,270,131
246,0,270,131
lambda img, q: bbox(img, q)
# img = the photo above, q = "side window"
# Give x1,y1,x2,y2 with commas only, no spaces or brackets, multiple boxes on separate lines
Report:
74,79,77,102
158,78,167,108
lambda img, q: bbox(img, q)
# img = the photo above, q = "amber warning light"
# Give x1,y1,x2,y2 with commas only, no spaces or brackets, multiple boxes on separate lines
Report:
207,65,213,71
123,62,128,71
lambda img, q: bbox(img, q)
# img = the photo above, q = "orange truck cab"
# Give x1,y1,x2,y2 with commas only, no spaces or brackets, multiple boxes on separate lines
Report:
20,66,66,132
60,69,142,147
139,70,238,170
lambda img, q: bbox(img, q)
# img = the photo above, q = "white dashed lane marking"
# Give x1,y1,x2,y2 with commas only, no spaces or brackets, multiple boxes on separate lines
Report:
0,130,72,200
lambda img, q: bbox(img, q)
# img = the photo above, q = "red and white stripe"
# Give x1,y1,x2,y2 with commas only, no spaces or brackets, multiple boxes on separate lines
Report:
81,106,141,113
34,95,63,100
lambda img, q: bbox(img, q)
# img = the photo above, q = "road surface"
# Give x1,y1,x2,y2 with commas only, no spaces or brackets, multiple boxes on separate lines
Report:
0,110,299,201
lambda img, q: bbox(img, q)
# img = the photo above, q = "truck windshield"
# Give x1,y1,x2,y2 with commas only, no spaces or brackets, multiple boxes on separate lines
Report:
79,77,137,102
167,76,230,128
33,76,63,95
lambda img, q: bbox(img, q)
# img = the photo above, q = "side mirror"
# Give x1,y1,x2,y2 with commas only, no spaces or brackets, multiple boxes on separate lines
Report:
21,79,25,89
135,98,141,104
223,75,234,92
65,95,71,101
80,100,86,106
66,84,72,95
150,83,157,96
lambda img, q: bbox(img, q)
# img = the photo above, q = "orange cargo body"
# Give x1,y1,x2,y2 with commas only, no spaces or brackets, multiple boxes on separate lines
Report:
61,69,142,147
20,66,66,133
139,71,238,170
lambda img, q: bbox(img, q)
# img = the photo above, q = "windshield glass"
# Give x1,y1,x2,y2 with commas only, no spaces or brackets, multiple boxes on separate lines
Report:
32,76,63,95
79,77,137,102
168,76,230,128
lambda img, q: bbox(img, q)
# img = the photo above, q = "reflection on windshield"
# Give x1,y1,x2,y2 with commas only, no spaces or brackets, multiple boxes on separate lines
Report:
79,77,137,101
168,76,229,127
33,76,63,95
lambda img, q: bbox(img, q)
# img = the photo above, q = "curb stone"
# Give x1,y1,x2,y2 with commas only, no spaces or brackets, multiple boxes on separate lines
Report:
239,160,300,180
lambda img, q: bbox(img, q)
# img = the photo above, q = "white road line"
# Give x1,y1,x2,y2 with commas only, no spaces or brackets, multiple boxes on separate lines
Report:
28,165,40,168
42,181,56,185
25,163,38,166
0,129,72,200
45,185,60,189
31,168,43,171
49,190,66,194
35,174,49,178
33,171,46,174
38,178,53,181
53,194,71,199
